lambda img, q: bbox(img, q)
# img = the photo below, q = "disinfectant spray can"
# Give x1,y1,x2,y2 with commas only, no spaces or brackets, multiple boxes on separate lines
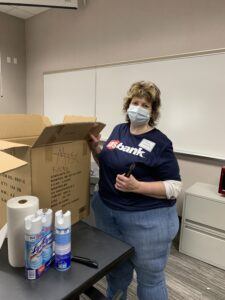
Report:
37,208,53,268
54,210,71,271
24,214,43,280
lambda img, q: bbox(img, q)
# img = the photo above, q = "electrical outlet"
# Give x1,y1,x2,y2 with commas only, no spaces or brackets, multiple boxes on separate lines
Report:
13,58,17,65
7,57,11,64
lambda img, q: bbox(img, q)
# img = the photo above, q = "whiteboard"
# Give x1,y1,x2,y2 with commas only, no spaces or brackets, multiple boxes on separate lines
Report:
44,51,225,160
44,69,96,124
96,53,225,160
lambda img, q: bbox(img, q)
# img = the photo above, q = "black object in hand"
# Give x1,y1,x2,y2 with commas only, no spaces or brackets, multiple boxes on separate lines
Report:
125,163,136,177
71,255,99,269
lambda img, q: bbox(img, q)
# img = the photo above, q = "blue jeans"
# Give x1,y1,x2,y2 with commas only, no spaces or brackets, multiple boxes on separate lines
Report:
92,192,179,300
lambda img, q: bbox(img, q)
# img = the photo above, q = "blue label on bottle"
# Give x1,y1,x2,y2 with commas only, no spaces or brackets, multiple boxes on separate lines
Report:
55,228,71,245
25,233,43,279
55,252,71,271
54,227,71,271
42,230,53,263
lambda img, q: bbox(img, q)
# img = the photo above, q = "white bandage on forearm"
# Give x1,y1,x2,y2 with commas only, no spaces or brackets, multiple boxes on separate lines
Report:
163,180,182,199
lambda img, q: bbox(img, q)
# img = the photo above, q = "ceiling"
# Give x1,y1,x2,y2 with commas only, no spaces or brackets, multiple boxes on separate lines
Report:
0,5,49,19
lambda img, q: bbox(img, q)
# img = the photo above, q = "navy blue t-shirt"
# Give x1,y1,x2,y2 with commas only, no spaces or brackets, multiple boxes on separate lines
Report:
98,123,181,211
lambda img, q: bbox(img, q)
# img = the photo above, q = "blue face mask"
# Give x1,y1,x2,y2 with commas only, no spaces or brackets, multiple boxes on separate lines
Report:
127,104,150,126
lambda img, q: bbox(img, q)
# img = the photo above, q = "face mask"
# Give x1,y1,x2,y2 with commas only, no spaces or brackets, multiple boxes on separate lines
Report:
127,104,150,126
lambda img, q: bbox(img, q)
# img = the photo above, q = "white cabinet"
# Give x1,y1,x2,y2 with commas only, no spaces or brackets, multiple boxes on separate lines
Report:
179,182,225,270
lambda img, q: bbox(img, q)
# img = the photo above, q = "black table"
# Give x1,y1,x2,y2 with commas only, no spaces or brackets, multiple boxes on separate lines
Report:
0,221,134,300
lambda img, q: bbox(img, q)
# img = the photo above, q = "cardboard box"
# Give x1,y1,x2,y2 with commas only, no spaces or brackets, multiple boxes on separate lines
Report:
0,114,104,230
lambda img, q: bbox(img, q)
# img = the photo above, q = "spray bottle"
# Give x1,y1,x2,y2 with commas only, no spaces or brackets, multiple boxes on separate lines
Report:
37,208,53,269
54,210,71,271
24,214,43,280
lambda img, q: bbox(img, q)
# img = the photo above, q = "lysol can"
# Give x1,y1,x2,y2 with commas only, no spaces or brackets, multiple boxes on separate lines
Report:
37,208,53,268
24,214,43,280
54,210,71,271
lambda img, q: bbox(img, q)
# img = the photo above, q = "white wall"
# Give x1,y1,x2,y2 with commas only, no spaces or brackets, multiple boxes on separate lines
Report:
0,12,26,113
25,0,225,214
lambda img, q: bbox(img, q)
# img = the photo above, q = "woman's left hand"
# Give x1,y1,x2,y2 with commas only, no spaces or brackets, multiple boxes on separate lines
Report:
115,174,140,193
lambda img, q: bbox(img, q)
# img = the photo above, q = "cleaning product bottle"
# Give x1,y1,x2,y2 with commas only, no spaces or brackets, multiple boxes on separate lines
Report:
37,208,53,269
54,210,71,271
24,214,43,280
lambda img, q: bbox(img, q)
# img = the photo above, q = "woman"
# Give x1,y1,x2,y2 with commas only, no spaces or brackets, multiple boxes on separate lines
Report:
89,81,182,300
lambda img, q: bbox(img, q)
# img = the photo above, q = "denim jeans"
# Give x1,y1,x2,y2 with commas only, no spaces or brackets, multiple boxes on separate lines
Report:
92,192,179,300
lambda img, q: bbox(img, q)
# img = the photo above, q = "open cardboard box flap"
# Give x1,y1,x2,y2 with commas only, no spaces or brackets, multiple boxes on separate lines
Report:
0,114,105,148
0,114,51,140
0,151,27,174
63,115,96,123
0,115,105,171
0,140,30,151
0,140,29,174
33,122,105,148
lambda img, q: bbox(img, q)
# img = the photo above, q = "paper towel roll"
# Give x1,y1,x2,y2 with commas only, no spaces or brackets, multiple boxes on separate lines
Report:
7,196,39,267
0,224,7,249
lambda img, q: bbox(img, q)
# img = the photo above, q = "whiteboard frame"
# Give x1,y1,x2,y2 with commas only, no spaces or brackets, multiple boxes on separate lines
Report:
44,48,225,75
43,47,225,162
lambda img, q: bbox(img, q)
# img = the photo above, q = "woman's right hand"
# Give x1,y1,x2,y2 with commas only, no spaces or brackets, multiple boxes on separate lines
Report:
88,134,101,154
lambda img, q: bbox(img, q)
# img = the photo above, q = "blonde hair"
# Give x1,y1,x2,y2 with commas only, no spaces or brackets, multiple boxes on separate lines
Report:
123,81,161,127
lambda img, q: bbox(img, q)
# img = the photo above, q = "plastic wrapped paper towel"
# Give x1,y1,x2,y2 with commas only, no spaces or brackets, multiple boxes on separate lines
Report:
7,196,39,267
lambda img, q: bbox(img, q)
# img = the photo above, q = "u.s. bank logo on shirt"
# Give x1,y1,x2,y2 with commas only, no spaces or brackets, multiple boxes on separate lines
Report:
106,140,146,158
106,140,120,150
138,139,156,152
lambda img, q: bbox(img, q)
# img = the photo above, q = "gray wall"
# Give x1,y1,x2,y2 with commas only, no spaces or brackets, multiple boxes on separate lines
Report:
25,0,225,214
0,12,26,113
